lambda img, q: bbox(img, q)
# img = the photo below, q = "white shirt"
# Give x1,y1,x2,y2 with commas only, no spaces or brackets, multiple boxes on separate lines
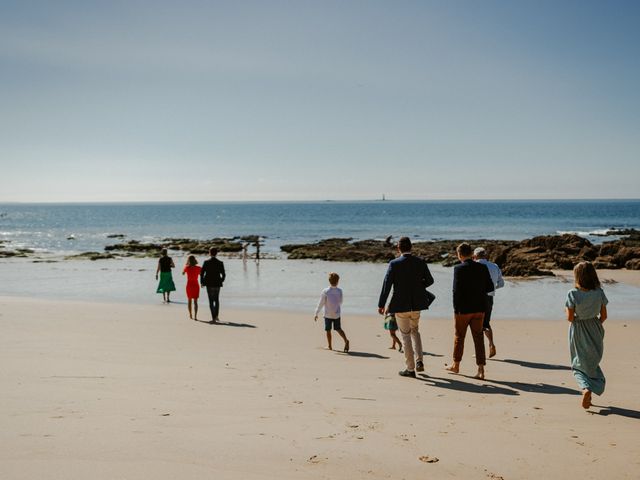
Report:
477,258,505,297
315,286,343,319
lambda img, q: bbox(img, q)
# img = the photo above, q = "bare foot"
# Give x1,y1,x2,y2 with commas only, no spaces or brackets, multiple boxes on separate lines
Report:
489,345,496,358
474,367,485,380
344,340,350,353
445,363,459,374
582,389,592,409
389,346,396,350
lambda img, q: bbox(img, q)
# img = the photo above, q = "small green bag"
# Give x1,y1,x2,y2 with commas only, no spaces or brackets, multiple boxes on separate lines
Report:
383,313,398,331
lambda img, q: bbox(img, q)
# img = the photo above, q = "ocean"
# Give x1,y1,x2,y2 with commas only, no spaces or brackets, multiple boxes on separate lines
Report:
1,200,639,254
1,200,639,319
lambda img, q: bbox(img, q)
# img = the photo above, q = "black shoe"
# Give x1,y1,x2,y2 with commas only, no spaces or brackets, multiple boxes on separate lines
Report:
398,369,416,378
416,360,424,372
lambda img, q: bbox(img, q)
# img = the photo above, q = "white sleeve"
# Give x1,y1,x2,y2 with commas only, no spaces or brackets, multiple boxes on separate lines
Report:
315,291,327,317
496,267,505,289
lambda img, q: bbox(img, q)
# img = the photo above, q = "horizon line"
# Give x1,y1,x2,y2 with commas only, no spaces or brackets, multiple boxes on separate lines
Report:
1,197,640,205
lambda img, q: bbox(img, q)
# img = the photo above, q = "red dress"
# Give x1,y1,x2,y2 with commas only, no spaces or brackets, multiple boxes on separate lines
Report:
183,265,202,299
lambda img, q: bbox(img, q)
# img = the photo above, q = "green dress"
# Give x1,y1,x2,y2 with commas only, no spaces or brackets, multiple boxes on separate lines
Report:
156,256,176,294
565,287,608,395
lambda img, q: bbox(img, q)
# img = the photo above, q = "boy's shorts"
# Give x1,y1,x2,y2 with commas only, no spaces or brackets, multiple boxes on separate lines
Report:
324,317,342,331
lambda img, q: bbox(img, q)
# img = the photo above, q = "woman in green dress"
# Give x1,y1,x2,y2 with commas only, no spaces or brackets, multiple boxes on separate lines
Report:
565,261,608,409
155,248,176,303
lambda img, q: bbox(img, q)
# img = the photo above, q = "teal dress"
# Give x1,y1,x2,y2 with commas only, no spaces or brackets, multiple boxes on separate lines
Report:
565,287,608,395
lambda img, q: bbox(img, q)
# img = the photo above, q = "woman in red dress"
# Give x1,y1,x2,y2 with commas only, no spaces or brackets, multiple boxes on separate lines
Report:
182,255,202,320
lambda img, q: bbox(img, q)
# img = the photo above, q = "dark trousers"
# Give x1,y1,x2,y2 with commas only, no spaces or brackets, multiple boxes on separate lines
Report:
453,312,486,365
206,286,221,320
483,296,494,330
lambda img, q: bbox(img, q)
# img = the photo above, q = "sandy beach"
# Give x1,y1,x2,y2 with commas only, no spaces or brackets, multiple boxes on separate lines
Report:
1,295,638,479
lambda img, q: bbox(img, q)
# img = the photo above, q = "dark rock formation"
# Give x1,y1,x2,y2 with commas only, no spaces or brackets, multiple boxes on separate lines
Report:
596,228,640,237
66,252,116,261
283,238,396,263
281,233,640,277
0,247,34,258
104,237,246,256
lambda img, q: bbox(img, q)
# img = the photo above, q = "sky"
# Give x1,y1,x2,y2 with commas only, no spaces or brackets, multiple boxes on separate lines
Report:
0,0,639,202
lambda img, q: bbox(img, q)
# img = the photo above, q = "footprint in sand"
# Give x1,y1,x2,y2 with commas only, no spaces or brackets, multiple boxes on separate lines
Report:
418,455,439,463
307,455,327,464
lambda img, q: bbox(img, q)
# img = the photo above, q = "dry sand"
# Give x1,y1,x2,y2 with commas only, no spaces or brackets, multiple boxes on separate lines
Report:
1,295,638,479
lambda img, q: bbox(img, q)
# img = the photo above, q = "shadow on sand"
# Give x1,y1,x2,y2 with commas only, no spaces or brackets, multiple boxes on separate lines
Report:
423,351,444,358
417,374,519,396
336,351,389,359
492,358,571,371
195,319,257,328
481,377,580,395
590,405,640,420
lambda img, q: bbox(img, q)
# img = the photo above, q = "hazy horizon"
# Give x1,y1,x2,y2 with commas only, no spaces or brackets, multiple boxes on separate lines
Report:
2,197,640,206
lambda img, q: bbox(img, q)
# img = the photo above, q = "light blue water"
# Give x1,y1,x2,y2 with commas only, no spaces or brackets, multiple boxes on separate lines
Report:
2,257,639,320
1,200,639,254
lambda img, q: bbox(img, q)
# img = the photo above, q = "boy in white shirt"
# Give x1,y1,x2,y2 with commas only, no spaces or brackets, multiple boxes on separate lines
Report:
314,272,350,352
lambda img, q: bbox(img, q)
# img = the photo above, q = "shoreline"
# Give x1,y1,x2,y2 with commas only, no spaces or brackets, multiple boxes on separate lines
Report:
1,295,638,479
2,256,640,320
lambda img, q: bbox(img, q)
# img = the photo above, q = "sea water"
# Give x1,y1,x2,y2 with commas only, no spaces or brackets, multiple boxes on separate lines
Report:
1,200,639,319
1,200,639,254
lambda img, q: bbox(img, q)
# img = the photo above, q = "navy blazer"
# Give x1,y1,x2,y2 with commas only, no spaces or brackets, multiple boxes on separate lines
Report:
452,259,495,314
200,257,226,287
378,254,435,314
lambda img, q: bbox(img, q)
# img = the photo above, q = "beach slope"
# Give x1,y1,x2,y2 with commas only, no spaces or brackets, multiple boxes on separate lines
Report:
1,296,638,479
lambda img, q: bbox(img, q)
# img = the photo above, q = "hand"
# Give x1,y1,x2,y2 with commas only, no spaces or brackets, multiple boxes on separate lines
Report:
314,316,318,322
155,274,158,279
378,307,385,315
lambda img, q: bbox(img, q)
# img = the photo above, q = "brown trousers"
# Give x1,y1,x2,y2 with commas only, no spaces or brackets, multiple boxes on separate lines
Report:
453,312,486,365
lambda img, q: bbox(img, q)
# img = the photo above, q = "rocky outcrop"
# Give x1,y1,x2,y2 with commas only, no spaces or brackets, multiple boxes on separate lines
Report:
0,248,35,258
282,238,396,263
104,237,251,257
65,252,116,261
281,233,640,276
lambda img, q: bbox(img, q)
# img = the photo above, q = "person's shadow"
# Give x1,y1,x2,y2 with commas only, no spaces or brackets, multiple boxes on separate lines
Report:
417,374,519,396
491,358,571,371
336,351,389,359
480,377,580,395
589,405,640,420
195,319,257,328
423,351,444,357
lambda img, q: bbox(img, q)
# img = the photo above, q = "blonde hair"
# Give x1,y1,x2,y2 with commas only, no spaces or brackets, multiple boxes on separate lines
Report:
186,255,198,267
328,272,340,286
574,261,600,291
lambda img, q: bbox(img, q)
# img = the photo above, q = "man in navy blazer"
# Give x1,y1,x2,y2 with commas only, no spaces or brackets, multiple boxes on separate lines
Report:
378,237,435,378
446,243,495,379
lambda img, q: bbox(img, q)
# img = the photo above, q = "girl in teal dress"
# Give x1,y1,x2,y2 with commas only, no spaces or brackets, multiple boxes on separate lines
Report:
565,261,608,409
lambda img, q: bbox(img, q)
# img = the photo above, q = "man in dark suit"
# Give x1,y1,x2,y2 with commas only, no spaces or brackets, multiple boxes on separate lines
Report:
446,243,495,379
378,236,435,378
200,247,226,323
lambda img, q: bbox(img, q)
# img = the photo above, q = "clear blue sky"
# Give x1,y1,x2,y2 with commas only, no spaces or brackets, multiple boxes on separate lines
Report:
1,0,638,202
